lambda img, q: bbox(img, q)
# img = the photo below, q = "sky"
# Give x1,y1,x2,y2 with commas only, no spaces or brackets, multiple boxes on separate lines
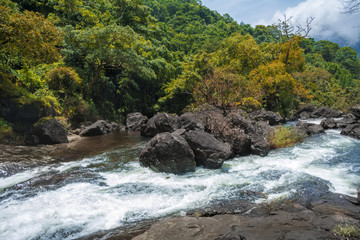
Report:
202,0,360,48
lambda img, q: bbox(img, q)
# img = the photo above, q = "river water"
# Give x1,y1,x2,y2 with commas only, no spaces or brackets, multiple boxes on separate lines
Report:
0,124,359,239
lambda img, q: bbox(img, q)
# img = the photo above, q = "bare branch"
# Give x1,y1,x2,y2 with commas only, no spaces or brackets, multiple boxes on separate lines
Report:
296,16,315,37
341,0,360,14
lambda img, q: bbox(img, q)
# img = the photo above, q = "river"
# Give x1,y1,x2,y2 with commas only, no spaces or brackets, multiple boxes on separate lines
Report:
0,123,359,239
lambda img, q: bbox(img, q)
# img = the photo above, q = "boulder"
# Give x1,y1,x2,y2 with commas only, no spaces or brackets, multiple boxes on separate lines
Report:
139,132,196,174
184,130,232,169
126,112,147,131
296,121,325,136
350,104,360,119
221,128,251,157
141,112,180,137
336,113,358,128
310,107,343,118
179,112,204,131
249,135,270,156
320,118,337,129
341,123,360,139
80,120,113,137
293,105,316,119
249,110,284,126
226,112,255,134
26,118,68,145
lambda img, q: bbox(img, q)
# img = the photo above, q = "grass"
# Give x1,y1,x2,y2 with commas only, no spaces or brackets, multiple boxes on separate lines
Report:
333,224,360,239
268,126,307,149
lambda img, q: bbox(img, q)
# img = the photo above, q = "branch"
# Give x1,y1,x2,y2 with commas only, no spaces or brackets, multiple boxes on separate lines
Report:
341,0,360,13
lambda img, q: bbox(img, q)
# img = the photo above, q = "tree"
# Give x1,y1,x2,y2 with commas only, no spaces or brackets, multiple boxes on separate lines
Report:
249,61,311,116
63,24,153,91
0,5,62,72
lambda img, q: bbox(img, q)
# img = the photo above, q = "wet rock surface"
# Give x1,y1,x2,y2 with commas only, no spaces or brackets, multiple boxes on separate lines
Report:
131,193,360,240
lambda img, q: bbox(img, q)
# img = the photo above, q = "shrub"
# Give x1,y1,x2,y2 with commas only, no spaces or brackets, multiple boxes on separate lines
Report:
62,96,98,125
333,224,360,238
268,126,307,149
0,118,17,143
45,67,81,95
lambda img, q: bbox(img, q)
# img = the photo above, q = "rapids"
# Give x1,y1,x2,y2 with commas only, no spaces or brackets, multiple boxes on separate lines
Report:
0,126,359,239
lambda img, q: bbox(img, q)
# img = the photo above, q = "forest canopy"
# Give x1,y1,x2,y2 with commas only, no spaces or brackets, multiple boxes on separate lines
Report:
1,0,359,140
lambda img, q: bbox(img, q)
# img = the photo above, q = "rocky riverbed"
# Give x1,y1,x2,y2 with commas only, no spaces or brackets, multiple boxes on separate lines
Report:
1,106,360,240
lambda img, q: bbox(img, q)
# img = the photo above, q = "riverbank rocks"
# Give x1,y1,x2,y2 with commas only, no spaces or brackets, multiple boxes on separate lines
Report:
179,112,204,131
341,124,360,139
311,107,343,118
139,132,196,174
296,121,324,136
184,130,232,169
249,109,284,126
26,118,68,145
80,120,113,137
350,104,360,119
141,112,180,137
293,105,343,119
126,112,147,131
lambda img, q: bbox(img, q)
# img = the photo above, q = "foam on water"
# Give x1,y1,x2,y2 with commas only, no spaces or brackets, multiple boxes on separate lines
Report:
0,129,359,239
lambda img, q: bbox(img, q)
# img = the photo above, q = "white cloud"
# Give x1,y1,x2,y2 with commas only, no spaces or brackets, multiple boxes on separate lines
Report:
262,0,360,46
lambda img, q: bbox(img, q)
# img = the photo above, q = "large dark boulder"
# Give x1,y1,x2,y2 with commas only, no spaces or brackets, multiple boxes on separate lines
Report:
26,118,68,145
126,112,147,131
296,121,324,136
80,120,113,136
139,132,196,174
179,112,204,131
249,110,284,126
320,118,337,129
310,107,343,118
184,130,232,169
341,123,360,139
350,104,360,119
141,112,180,137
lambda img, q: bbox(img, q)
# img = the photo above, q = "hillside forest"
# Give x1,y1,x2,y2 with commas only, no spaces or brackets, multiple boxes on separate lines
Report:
1,0,360,143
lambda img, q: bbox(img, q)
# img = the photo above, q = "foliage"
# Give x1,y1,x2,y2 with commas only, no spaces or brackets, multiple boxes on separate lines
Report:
0,118,16,143
268,126,307,149
333,224,360,238
0,0,360,132
0,5,62,71
45,66,81,95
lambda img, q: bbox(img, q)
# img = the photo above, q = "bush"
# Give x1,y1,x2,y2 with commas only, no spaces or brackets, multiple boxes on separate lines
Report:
45,67,81,95
62,96,98,126
268,126,307,149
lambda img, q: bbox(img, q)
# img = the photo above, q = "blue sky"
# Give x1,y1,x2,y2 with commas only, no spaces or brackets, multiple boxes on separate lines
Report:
202,0,360,48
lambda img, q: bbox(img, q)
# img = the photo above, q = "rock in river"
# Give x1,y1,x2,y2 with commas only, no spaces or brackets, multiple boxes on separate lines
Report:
184,130,232,169
141,112,180,137
80,120,113,137
139,132,196,174
126,112,147,131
